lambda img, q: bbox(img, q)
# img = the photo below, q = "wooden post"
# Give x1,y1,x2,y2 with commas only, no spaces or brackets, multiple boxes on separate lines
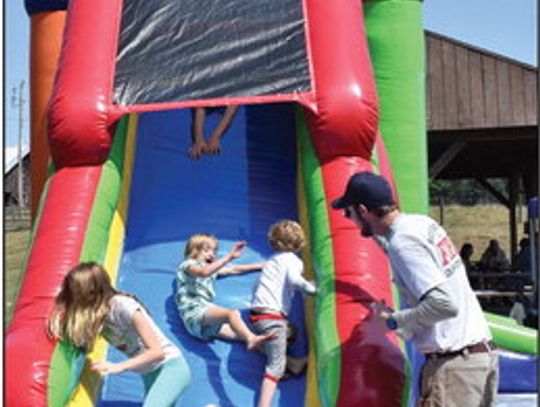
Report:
528,198,538,287
439,197,444,225
509,171,521,267
16,81,26,209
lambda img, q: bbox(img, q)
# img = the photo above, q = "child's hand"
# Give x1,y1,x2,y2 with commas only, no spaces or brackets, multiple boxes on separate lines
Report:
311,280,318,291
91,360,124,375
188,141,208,159
228,241,247,260
305,280,317,295
206,137,221,155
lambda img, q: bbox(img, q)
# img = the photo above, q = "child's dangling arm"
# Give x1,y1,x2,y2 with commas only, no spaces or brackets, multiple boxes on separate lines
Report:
218,262,266,277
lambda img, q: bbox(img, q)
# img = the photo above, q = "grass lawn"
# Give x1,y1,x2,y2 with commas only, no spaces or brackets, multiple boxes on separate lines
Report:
5,229,31,326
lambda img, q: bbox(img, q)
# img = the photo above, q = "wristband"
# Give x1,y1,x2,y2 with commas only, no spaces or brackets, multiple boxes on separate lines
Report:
385,315,398,331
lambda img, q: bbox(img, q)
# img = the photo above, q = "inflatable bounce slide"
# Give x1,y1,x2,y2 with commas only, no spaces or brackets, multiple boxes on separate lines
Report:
7,0,537,406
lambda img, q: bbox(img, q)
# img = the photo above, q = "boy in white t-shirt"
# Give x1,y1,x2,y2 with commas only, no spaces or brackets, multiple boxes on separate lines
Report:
332,171,498,407
249,220,317,407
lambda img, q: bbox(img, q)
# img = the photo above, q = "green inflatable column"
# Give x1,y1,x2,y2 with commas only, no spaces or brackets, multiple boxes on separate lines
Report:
364,0,428,214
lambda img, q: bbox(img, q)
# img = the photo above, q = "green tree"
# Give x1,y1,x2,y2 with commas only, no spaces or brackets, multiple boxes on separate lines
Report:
429,179,509,206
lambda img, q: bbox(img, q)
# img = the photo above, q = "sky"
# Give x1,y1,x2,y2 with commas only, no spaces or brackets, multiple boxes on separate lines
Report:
3,0,538,170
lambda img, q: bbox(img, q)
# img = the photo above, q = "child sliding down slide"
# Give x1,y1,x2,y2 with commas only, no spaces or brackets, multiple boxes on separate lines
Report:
176,234,274,350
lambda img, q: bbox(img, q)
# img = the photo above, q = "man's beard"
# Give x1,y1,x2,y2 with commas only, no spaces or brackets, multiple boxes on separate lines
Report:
360,220,373,237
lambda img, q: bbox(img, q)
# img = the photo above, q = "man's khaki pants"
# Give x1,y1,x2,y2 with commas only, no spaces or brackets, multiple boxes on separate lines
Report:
417,350,499,407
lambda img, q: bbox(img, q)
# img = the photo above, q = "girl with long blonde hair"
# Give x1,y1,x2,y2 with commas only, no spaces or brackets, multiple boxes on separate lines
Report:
49,262,190,406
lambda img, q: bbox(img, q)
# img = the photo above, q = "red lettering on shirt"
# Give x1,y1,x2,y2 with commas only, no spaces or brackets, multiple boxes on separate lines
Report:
437,237,458,266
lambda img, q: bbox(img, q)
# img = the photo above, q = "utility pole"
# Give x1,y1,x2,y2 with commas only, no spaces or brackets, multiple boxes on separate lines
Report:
12,80,26,209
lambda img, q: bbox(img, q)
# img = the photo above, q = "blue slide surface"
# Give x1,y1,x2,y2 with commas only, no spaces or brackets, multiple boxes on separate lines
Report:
97,105,308,406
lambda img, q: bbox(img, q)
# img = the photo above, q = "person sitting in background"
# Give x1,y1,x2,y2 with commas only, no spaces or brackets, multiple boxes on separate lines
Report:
459,243,475,273
460,243,478,289
516,238,531,275
509,294,527,325
479,239,510,272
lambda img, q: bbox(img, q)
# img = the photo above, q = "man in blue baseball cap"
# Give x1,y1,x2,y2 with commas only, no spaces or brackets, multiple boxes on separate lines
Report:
332,171,396,238
333,171,498,407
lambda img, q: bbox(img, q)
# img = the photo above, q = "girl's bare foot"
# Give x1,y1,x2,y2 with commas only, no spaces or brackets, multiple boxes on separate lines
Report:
246,333,276,351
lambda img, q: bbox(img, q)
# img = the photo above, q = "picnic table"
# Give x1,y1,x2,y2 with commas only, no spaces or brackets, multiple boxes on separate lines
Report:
467,271,532,291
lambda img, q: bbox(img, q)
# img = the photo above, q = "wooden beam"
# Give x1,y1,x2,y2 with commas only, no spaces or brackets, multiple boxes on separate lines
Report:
474,177,511,208
429,127,537,142
429,140,467,180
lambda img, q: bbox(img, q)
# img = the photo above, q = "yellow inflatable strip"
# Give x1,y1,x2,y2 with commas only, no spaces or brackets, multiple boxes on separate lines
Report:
68,113,139,406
